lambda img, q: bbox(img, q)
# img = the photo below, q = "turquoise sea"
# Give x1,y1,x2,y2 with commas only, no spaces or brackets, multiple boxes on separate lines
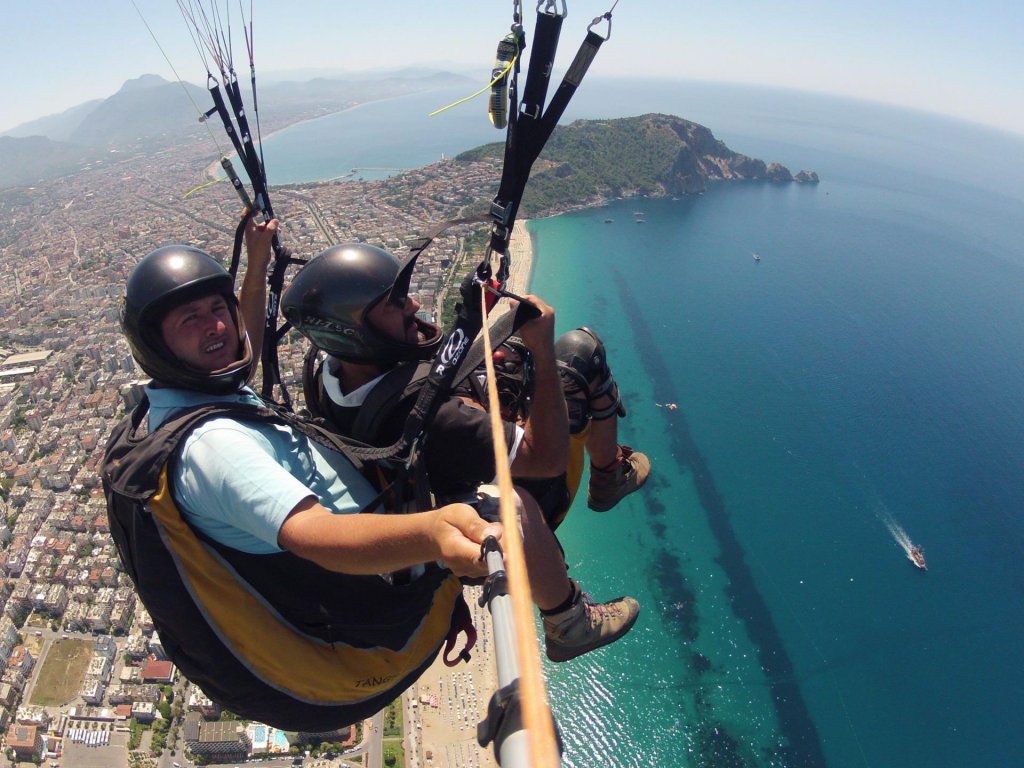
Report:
264,79,1024,767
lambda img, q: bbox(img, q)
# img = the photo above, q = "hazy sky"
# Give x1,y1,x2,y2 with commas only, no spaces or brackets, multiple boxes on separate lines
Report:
3,0,1021,136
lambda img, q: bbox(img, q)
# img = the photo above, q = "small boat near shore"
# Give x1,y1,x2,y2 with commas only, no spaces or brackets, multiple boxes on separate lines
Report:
908,545,927,570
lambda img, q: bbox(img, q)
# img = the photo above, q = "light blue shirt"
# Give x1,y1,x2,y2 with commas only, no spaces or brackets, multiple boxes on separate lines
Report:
147,385,376,554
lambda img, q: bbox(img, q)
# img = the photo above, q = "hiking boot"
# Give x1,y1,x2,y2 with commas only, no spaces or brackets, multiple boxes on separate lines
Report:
543,583,640,663
587,445,650,512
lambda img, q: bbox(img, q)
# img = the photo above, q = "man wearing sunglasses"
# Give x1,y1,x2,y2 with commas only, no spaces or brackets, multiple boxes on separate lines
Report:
282,242,644,663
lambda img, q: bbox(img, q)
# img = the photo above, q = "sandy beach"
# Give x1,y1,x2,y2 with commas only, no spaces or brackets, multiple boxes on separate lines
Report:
403,219,533,768
504,220,534,296
404,585,499,768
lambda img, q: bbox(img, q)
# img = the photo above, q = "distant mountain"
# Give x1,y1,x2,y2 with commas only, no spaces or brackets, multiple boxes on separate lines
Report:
118,73,169,92
0,71,478,189
68,75,208,148
1,100,104,142
0,136,102,188
457,113,819,214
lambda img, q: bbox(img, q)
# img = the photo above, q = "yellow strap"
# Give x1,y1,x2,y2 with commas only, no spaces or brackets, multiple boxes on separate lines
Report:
429,51,520,118
479,283,560,768
183,177,223,199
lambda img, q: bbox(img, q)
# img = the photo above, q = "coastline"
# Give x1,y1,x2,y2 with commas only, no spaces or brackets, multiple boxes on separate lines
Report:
404,586,499,768
201,101,377,181
406,218,534,768
485,219,534,320
505,219,534,295
201,90,449,182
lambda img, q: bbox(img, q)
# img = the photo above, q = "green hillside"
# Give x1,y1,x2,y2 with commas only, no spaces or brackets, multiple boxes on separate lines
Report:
456,113,818,216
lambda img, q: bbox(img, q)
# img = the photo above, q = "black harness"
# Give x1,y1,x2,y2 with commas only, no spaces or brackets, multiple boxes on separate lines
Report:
101,395,464,731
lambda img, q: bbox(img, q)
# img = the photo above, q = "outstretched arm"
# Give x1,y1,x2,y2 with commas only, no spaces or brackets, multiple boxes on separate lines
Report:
238,216,278,380
278,499,501,579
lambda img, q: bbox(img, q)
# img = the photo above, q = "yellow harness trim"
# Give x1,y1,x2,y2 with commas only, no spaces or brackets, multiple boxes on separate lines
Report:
149,467,460,703
565,425,590,504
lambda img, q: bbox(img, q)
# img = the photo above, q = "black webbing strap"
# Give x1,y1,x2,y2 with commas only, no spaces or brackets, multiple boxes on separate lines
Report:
261,241,300,407
206,79,247,165
537,29,607,148
453,298,530,382
229,208,255,279
519,10,563,120
224,72,268,204
488,9,611,260
205,73,294,405
399,277,487,456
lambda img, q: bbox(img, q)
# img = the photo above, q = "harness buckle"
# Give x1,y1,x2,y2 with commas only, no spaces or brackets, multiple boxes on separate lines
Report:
519,102,542,120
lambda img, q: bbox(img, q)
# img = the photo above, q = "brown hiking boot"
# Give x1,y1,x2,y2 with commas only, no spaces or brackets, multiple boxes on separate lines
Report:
587,445,650,511
543,582,640,662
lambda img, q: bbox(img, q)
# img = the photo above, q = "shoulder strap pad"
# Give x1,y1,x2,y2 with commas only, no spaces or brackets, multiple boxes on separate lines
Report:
349,361,434,445
103,394,380,501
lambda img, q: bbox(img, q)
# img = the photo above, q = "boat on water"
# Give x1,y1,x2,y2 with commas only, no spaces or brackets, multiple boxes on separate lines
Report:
908,545,927,570
753,251,762,262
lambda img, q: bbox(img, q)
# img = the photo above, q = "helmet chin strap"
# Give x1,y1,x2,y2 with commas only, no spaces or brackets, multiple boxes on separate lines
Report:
175,332,252,389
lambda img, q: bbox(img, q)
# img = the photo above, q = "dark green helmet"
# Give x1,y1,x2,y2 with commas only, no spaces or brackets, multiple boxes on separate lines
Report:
281,243,443,364
120,245,252,394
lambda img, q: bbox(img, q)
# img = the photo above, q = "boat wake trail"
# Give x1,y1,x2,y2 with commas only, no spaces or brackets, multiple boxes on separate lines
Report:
877,506,913,555
876,504,927,569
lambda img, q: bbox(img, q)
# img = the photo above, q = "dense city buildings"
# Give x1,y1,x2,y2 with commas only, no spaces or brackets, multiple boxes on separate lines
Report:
0,109,507,766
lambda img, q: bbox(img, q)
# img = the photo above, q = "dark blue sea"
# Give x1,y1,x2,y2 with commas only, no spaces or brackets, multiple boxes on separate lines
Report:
265,79,1024,767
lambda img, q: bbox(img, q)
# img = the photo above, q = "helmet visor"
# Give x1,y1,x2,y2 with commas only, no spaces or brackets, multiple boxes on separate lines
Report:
384,254,418,308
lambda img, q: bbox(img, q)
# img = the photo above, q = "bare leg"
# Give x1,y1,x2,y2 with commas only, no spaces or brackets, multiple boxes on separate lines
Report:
516,488,573,611
584,389,621,469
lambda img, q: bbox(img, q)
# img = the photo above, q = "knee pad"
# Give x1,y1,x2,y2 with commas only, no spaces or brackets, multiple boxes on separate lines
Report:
554,327,626,427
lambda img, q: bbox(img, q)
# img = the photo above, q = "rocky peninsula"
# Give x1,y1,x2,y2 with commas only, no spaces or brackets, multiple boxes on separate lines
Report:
457,112,818,217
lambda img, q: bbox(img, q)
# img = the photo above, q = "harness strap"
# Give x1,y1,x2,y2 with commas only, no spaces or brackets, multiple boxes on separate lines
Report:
442,594,477,667
261,240,300,406
223,72,266,196
537,28,608,145
487,8,611,261
229,207,255,279
207,79,248,169
519,9,564,120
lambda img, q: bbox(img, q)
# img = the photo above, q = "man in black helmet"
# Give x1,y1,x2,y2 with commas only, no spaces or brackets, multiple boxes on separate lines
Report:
103,221,505,729
282,243,642,663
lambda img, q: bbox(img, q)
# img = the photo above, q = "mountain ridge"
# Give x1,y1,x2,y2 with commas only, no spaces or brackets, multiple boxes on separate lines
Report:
0,72,477,188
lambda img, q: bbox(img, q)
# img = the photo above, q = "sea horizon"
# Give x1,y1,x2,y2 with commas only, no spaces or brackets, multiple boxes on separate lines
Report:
264,79,1024,767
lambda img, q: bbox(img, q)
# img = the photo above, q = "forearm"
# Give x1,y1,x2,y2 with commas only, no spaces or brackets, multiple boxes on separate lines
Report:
283,510,435,574
278,499,495,577
238,267,267,368
239,217,277,375
514,350,569,475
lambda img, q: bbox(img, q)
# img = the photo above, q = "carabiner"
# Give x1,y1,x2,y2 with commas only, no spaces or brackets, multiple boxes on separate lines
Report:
538,0,567,19
589,0,618,41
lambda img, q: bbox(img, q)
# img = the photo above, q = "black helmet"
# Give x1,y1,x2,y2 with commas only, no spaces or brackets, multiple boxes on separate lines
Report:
120,245,253,394
281,243,443,364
